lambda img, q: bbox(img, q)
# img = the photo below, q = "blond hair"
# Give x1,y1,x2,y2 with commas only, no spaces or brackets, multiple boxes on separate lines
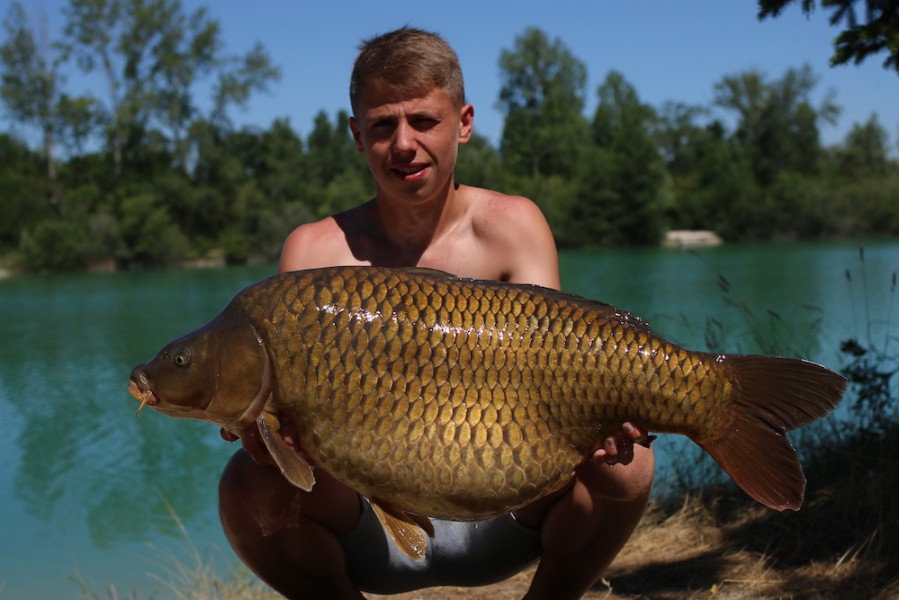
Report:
350,27,465,115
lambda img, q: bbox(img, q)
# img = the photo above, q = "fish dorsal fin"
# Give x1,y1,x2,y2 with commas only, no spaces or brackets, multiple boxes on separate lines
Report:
397,266,458,279
494,280,656,335
370,499,434,562
256,414,316,491
397,266,654,334
516,284,655,334
576,298,654,334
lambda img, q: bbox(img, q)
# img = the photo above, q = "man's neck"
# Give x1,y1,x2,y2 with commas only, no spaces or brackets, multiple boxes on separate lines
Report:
372,184,466,260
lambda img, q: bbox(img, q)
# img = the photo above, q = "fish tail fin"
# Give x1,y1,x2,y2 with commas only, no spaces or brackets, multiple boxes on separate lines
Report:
694,355,846,511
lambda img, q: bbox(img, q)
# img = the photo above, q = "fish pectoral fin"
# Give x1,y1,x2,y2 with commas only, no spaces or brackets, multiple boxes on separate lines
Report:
256,414,315,491
369,500,433,562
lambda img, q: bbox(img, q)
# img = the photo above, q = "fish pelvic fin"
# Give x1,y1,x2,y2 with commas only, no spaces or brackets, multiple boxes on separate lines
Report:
257,414,316,491
370,500,434,562
696,355,846,512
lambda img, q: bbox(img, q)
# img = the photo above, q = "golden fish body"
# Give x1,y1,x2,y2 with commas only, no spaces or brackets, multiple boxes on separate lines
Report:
129,266,846,559
258,268,729,518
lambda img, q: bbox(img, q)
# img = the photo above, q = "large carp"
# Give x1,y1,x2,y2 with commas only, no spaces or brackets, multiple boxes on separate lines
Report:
128,266,846,560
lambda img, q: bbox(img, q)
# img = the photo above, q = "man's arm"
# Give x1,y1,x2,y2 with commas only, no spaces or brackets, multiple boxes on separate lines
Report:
482,194,561,290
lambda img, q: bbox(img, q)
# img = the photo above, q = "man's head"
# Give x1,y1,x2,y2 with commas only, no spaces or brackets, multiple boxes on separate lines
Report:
350,27,465,117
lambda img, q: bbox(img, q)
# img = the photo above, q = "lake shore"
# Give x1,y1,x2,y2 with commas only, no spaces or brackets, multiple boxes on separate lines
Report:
131,492,894,600
367,496,894,600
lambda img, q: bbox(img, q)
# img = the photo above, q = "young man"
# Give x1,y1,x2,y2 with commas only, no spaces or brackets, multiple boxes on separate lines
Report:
218,27,655,599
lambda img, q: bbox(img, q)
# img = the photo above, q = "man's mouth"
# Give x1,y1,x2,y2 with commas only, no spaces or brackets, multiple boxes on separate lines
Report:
393,164,428,180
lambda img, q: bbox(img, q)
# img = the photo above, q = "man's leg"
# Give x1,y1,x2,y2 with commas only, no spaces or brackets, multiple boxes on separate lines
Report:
516,444,655,600
218,449,365,599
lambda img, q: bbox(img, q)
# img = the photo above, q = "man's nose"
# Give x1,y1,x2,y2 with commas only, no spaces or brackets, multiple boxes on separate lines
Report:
392,121,415,153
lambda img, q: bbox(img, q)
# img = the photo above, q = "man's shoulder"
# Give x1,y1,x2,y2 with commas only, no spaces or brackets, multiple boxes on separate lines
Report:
462,186,550,234
279,215,354,272
284,216,343,247
457,185,559,288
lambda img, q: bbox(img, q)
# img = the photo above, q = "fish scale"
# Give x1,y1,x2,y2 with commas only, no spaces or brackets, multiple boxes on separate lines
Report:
244,268,755,514
130,265,846,560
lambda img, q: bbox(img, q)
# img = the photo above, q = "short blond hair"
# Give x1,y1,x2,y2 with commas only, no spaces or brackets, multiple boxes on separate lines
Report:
350,27,465,115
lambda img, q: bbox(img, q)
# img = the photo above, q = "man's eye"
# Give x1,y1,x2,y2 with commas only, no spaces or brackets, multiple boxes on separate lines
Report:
413,118,438,130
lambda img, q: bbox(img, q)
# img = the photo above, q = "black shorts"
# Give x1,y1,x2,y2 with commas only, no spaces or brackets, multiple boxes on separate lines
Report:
339,497,543,594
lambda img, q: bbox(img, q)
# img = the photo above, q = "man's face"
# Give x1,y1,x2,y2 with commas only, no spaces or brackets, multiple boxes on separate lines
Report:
349,84,473,204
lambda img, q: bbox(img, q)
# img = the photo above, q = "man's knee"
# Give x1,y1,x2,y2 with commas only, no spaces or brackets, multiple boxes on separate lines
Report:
220,448,252,493
219,449,302,538
220,449,269,513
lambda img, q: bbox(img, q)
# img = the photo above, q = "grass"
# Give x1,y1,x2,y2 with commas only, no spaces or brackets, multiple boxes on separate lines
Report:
368,489,899,600
74,497,275,600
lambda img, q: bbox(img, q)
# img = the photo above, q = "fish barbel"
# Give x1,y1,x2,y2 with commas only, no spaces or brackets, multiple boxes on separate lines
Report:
128,266,846,560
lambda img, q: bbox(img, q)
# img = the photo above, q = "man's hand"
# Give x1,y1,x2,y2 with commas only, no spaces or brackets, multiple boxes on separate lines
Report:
593,422,655,466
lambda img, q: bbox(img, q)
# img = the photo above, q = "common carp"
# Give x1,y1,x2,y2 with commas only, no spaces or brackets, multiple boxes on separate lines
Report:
128,266,846,560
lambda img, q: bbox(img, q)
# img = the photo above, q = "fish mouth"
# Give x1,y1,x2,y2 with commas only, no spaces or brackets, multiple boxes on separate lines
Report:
128,377,159,415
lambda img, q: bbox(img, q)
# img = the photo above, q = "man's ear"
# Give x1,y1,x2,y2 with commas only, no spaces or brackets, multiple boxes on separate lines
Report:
459,103,474,145
348,116,365,152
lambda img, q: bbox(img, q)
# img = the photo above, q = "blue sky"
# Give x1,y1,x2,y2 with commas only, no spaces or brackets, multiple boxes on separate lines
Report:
21,0,899,151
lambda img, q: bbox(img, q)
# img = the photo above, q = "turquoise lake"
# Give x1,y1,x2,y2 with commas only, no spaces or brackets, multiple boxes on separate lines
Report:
0,240,896,598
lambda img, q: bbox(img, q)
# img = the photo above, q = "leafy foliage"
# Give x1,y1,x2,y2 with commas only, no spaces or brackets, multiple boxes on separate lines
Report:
497,27,589,179
1,9,899,272
758,0,899,73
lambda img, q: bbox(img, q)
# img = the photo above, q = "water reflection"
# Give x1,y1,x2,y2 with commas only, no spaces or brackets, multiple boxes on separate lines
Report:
0,267,272,548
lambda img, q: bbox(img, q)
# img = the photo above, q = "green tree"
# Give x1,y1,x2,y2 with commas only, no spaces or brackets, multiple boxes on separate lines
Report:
713,64,839,186
61,0,279,177
250,118,308,206
0,2,98,205
306,109,362,186
0,133,45,250
188,117,328,262
301,109,371,219
496,27,590,178
661,119,762,241
837,113,891,177
654,100,711,177
455,131,502,189
223,118,311,261
571,71,666,246
758,0,899,73
115,185,189,267
820,115,899,237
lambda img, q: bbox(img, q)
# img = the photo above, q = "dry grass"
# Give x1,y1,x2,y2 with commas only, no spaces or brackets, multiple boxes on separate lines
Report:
370,489,899,600
76,487,899,600
74,498,277,600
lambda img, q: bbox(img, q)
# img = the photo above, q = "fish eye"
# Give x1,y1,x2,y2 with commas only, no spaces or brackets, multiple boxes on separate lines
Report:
173,349,191,368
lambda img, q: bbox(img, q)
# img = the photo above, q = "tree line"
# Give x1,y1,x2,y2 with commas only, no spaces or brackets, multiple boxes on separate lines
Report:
2,1,898,273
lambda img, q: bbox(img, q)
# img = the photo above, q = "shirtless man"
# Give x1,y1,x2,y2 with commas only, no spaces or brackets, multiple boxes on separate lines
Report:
218,27,655,599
